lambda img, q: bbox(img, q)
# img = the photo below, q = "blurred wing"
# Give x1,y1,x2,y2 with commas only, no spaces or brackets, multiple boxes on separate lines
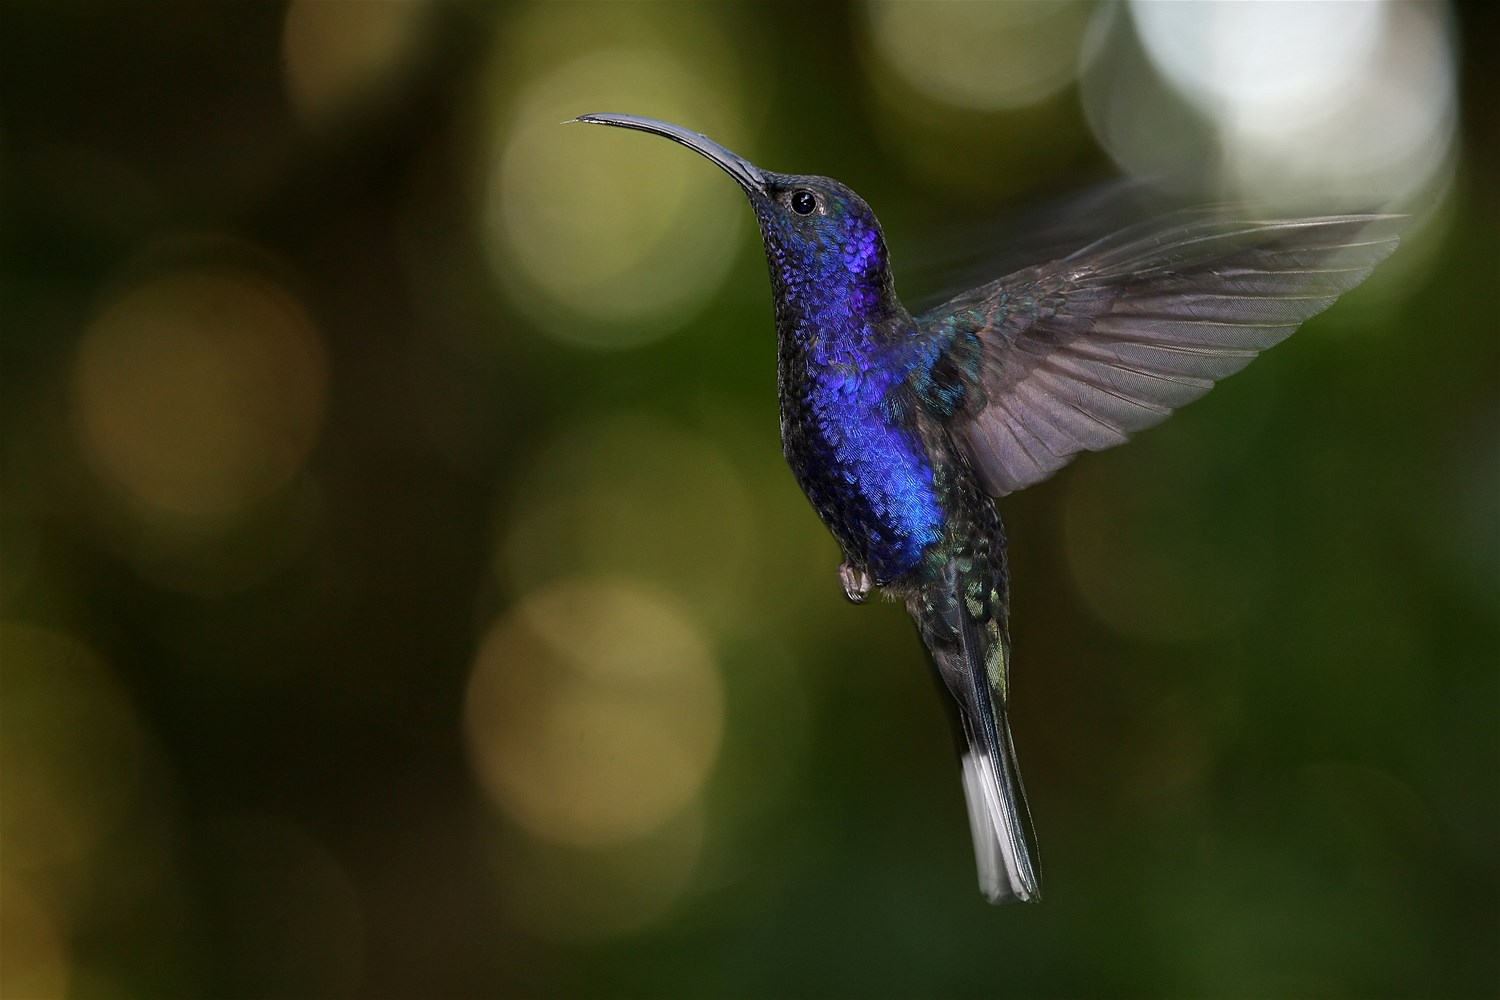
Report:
915,211,1402,496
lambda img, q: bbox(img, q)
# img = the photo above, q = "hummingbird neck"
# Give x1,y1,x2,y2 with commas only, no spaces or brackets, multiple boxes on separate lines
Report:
757,221,906,349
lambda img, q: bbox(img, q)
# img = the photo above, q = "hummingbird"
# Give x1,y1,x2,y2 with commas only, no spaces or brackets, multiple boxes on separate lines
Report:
573,112,1399,904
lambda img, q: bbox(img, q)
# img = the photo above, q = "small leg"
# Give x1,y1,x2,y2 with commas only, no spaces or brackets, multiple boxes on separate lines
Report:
839,562,873,604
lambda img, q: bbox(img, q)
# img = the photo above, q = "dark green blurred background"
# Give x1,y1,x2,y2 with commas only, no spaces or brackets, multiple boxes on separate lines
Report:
2,3,1496,998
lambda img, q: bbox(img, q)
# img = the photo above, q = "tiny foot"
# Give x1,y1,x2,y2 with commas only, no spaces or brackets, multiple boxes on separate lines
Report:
839,562,873,604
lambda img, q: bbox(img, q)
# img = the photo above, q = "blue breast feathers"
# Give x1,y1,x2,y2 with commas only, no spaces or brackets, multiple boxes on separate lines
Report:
801,333,945,581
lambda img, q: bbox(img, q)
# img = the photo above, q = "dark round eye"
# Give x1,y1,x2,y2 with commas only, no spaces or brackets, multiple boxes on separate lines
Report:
790,189,817,215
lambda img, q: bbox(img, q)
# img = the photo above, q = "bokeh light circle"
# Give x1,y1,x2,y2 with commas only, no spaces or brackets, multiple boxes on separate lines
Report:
281,0,429,125
72,267,327,527
857,0,1095,195
0,624,147,876
1082,0,1458,205
501,413,756,631
866,0,1092,111
481,17,751,349
1130,1,1388,116
0,873,70,1000
465,577,723,848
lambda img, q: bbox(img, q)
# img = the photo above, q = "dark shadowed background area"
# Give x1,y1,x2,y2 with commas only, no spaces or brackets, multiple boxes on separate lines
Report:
2,2,1496,998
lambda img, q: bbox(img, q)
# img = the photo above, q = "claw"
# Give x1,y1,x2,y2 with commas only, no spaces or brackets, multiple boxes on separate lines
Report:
839,562,873,604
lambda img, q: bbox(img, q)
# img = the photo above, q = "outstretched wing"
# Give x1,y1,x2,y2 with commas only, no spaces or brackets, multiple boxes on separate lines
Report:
914,211,1402,496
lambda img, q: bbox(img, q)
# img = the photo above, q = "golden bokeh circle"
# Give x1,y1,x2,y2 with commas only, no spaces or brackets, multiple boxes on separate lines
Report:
465,577,723,848
72,268,326,527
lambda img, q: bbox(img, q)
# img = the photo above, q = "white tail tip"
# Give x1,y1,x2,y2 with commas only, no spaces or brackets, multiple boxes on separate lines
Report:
961,750,1040,904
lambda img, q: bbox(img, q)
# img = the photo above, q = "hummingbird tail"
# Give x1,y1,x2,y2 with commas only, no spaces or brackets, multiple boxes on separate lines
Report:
959,708,1041,904
919,559,1042,904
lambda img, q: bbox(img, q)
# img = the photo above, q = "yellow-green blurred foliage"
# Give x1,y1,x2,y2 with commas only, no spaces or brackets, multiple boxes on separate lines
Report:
1,3,1495,998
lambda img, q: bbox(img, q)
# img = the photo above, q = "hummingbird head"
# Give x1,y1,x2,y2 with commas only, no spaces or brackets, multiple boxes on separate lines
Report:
748,172,894,316
574,114,898,321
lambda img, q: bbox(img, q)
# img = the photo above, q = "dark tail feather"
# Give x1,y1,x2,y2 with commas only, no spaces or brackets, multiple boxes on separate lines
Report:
956,607,1041,904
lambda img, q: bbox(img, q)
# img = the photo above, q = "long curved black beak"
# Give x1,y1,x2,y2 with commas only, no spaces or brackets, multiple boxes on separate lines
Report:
572,113,767,197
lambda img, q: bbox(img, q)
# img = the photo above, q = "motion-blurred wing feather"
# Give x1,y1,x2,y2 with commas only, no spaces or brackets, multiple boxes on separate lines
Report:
915,212,1401,496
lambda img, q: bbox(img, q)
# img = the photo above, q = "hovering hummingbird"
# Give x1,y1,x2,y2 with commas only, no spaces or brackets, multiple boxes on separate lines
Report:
573,112,1399,904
